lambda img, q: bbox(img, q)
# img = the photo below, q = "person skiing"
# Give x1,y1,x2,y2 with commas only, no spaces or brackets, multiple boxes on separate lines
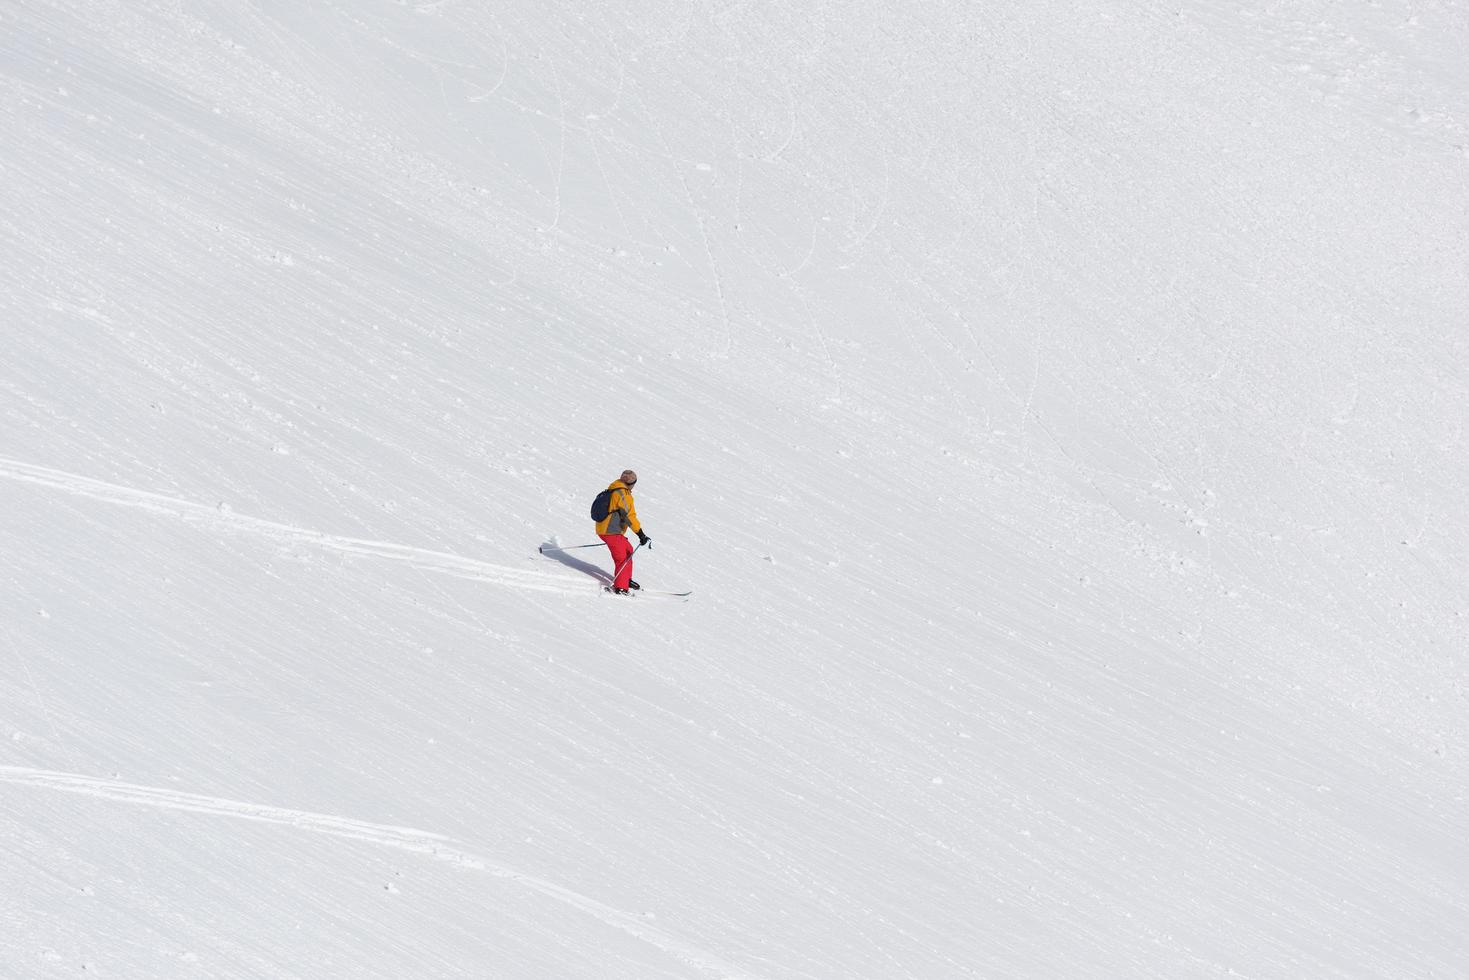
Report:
595,469,650,595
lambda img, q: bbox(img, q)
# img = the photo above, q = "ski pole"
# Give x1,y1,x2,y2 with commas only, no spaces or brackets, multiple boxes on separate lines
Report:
538,543,605,553
612,541,643,585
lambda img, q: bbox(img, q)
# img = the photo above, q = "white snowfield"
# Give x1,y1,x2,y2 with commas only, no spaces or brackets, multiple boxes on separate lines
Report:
3,1,1466,977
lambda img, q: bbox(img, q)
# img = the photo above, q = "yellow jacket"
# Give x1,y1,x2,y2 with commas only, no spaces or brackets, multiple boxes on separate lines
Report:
595,480,642,536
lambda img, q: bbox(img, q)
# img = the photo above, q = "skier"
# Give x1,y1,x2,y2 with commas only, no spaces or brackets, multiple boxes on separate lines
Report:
595,469,650,595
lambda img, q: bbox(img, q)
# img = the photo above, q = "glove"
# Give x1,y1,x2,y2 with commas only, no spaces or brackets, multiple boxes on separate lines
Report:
636,530,651,548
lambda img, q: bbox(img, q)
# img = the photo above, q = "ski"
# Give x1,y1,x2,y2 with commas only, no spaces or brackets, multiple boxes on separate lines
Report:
603,586,692,600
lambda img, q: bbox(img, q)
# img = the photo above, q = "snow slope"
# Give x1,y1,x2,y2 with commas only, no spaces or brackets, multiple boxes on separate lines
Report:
3,1,1468,976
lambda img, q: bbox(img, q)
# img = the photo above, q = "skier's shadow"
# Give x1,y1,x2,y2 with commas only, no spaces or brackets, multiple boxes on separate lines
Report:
539,543,612,584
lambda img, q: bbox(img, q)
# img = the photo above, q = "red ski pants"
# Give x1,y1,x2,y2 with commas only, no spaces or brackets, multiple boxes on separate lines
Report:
600,533,635,589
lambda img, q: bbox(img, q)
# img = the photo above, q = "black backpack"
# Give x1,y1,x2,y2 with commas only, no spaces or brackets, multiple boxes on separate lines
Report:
590,488,614,522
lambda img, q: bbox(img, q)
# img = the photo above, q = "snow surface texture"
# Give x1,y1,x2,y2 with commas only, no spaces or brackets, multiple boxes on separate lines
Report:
3,1,1468,977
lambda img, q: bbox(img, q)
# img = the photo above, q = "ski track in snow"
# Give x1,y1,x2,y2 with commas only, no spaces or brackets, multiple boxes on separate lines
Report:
0,456,587,595
0,766,763,980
